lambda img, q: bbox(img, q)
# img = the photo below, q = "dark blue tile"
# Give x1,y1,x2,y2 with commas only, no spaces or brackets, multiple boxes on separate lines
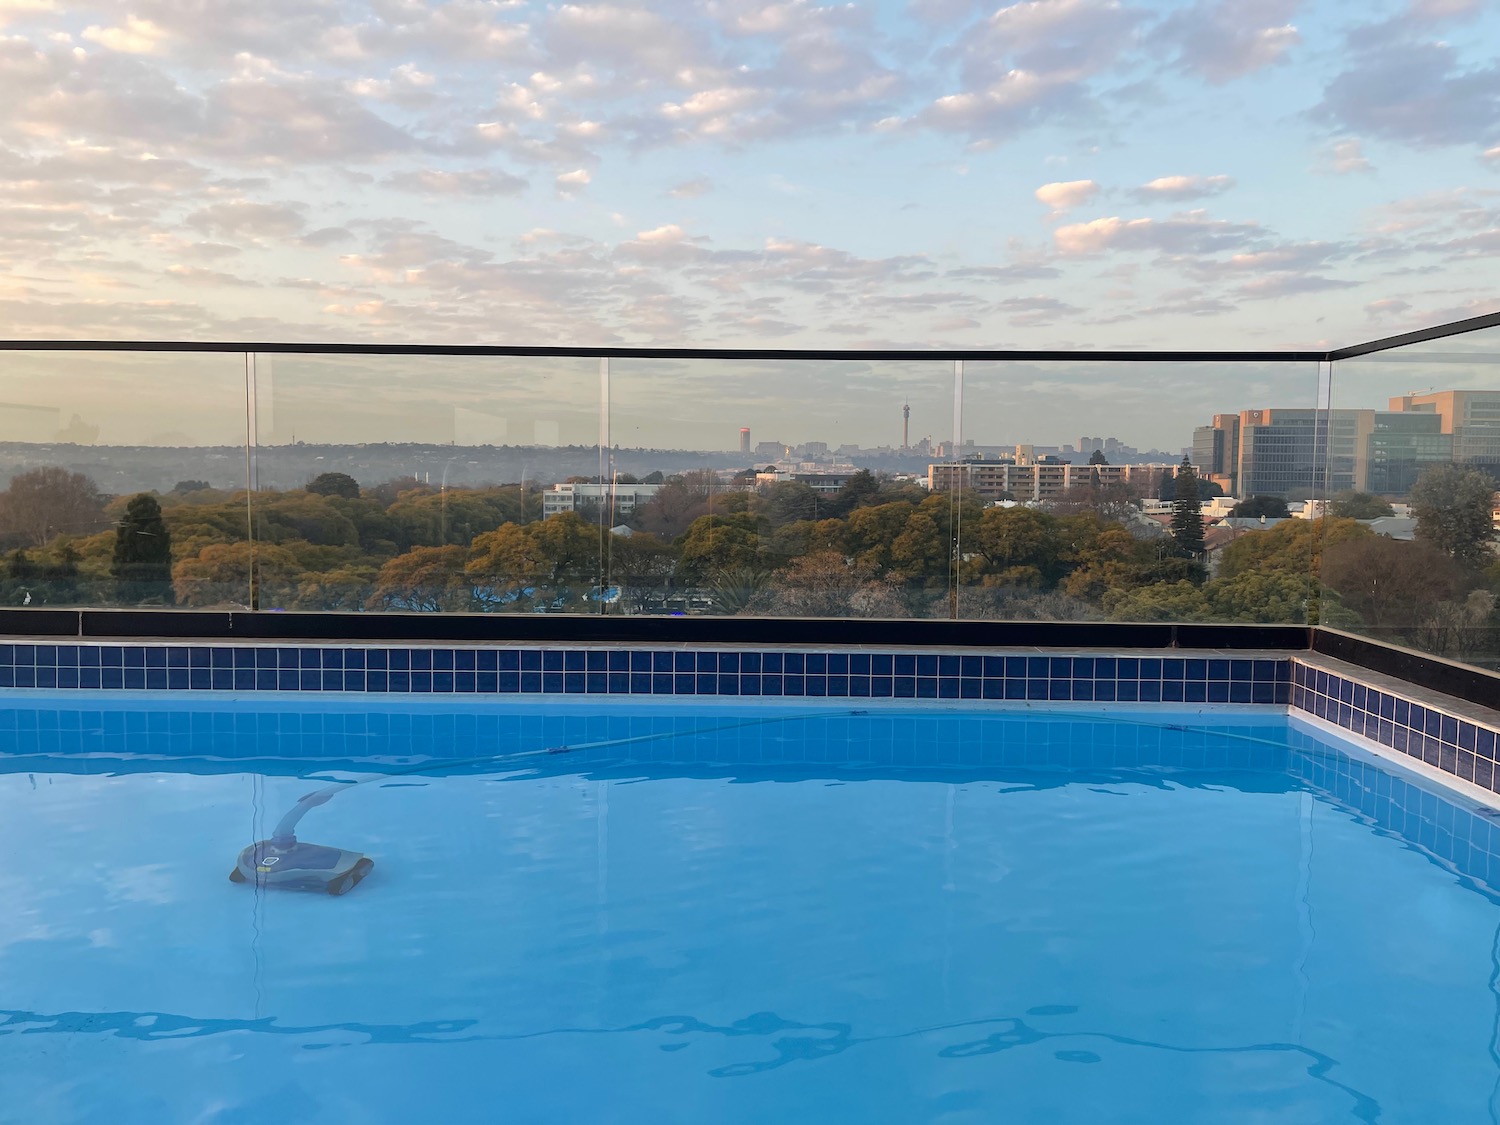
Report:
1378,693,1394,720
190,669,212,691
1339,678,1354,704
123,647,146,668
364,649,388,671
407,650,431,672
695,652,718,672
298,670,319,691
81,669,101,689
763,652,785,673
1208,659,1230,680
1206,682,1229,703
147,669,171,690
654,652,675,672
1229,660,1251,682
1185,659,1208,681
432,649,454,671
521,650,543,671
1442,715,1459,744
894,654,916,676
1478,759,1496,790
542,672,563,693
784,675,806,696
367,671,389,692
1480,728,1497,760
694,673,715,693
122,668,144,690
850,653,871,676
100,668,122,689
453,649,476,671
345,671,368,691
1139,659,1161,680
542,651,564,672
785,653,806,674
806,653,827,675
565,651,586,672
34,644,57,667
631,651,652,672
520,672,542,692
916,677,939,699
826,675,849,696
1162,658,1185,680
476,650,498,672
1139,681,1162,703
144,648,167,669
938,679,960,699
277,670,298,690
1006,656,1028,678
827,653,849,675
212,669,233,691
387,650,409,671
58,667,80,689
959,679,981,699
584,672,607,693
916,654,938,677
499,672,521,692
871,677,893,698
716,674,740,695
983,678,1004,699
608,672,629,693
629,673,653,693
564,673,586,693
742,653,763,674
409,672,433,693
1253,659,1276,682
651,673,673,694
1047,679,1070,701
12,667,33,688
210,647,234,669
322,670,343,691
1460,723,1478,752
1094,658,1116,679
608,651,629,672
494,650,517,671
1050,657,1071,678
1005,680,1026,699
872,653,892,676
1026,680,1047,700
939,655,960,678
477,672,498,692
1095,680,1117,702
720,653,741,674
1070,680,1093,701
79,647,101,668
805,677,828,697
674,652,695,672
432,672,455,692
894,676,916,698
739,674,762,696
1229,682,1253,703
1352,683,1367,710
1071,657,1094,679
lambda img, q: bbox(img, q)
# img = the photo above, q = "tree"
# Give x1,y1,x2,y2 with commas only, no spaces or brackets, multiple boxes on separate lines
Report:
172,480,211,494
1170,457,1205,558
1321,536,1460,637
747,550,905,618
1088,449,1109,466
832,469,880,516
1229,495,1291,519
1411,465,1496,569
0,467,107,547
307,471,361,499
1330,490,1395,520
112,494,174,604
368,546,475,612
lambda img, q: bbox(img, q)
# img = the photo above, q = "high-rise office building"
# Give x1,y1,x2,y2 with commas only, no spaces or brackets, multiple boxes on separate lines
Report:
739,427,751,455
1388,391,1500,471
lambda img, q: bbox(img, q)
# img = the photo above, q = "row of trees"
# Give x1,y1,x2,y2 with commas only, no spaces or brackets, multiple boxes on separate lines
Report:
3,461,1498,661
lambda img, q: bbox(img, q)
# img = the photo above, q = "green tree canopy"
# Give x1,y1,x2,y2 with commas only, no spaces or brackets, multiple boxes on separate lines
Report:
1411,465,1496,570
1329,490,1395,520
307,471,361,499
1230,495,1291,519
1088,449,1109,465
112,494,174,605
1170,457,1205,558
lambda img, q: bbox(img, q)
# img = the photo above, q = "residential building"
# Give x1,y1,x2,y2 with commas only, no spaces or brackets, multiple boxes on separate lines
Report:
542,481,662,519
927,460,1174,502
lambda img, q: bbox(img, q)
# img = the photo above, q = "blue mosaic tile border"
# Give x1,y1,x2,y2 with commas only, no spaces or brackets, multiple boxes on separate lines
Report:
1291,659,1500,797
0,643,1292,702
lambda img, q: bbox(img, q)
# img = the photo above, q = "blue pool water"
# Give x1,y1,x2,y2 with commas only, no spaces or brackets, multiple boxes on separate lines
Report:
4,697,1500,1124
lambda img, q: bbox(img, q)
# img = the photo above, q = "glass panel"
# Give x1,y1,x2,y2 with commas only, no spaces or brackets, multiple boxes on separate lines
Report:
249,354,600,613
0,350,249,609
954,360,1327,625
606,358,953,617
1322,323,1500,668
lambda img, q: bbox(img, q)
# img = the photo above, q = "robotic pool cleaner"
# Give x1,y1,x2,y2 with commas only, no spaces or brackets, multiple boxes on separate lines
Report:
230,708,863,897
230,785,374,896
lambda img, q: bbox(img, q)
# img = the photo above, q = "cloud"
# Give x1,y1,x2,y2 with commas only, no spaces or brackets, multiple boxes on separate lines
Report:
1317,32,1500,149
81,16,172,55
555,167,591,194
1156,0,1300,84
164,264,260,287
1133,174,1234,201
1483,146,1500,166
385,168,527,197
1364,297,1413,320
184,200,305,240
1317,138,1373,175
667,176,713,198
1053,211,1263,256
1034,179,1099,213
1235,274,1360,300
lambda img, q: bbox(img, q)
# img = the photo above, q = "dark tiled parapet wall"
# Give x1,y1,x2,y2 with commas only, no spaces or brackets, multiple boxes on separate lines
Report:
1291,656,1500,797
0,642,1291,702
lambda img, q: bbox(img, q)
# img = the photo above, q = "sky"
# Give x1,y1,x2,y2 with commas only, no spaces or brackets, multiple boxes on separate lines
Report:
0,0,1498,451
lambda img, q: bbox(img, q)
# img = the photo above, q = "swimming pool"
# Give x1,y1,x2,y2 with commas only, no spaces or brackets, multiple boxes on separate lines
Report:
4,697,1500,1124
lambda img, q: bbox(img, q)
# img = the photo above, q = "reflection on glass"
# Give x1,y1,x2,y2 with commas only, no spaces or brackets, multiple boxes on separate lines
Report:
0,351,249,610
954,360,1326,625
247,354,601,613
606,358,953,617
1322,324,1500,667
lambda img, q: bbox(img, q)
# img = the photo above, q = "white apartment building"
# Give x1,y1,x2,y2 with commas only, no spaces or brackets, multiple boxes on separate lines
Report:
542,482,662,519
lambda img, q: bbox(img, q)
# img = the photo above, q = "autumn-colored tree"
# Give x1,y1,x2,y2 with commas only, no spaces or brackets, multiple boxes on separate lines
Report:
1321,536,1461,636
0,467,107,547
368,545,475,612
748,550,905,618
